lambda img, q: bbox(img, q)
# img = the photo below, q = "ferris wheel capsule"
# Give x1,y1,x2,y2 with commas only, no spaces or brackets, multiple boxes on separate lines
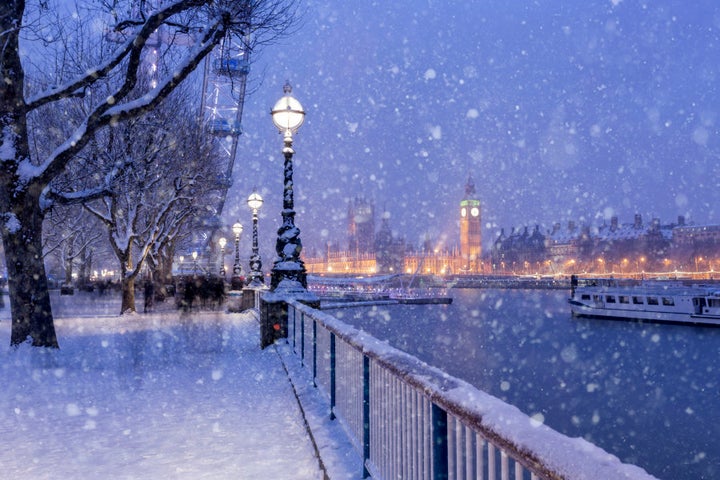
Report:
213,58,250,77
207,118,243,136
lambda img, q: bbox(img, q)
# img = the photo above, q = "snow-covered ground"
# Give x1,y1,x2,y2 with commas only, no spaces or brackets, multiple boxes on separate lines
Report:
0,290,657,480
0,292,359,479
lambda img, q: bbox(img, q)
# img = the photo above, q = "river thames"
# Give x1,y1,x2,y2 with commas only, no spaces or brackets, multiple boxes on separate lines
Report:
330,288,719,480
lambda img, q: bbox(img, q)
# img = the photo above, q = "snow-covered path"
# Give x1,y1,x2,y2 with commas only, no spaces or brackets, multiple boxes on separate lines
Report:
0,297,326,479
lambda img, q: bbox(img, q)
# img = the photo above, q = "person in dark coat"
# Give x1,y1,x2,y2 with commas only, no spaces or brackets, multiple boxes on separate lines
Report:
144,280,154,313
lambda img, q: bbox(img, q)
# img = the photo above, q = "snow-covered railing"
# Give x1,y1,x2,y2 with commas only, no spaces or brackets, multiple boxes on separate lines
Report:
285,300,657,480
250,288,264,312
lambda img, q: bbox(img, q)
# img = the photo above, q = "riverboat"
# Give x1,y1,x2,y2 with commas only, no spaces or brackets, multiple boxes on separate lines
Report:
568,277,720,326
389,291,453,304
308,275,452,306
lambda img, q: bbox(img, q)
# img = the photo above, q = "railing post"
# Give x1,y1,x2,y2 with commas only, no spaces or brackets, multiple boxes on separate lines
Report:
291,304,296,351
312,319,317,388
330,332,336,420
300,312,305,367
363,355,371,478
432,403,449,480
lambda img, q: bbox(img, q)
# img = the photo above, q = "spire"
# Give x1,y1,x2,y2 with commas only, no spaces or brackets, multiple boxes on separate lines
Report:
464,173,476,199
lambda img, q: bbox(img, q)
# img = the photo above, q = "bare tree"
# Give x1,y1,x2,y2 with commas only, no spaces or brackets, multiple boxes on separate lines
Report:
84,96,219,314
43,206,105,291
0,0,298,347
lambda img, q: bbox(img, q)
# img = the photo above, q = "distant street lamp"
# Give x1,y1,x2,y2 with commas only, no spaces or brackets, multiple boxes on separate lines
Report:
231,222,244,289
192,251,198,274
269,82,309,292
179,255,185,275
218,237,227,277
247,190,265,287
637,256,646,277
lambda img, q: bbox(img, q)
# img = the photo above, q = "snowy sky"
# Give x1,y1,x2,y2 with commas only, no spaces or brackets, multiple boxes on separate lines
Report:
219,0,720,255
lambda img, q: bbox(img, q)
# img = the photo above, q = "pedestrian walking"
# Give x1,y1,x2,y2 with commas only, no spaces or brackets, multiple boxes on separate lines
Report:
144,280,154,313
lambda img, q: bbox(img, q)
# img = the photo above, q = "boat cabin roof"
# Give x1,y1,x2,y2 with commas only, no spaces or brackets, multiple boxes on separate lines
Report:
576,278,720,298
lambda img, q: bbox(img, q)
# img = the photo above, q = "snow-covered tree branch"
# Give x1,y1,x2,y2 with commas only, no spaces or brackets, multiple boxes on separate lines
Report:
0,0,299,347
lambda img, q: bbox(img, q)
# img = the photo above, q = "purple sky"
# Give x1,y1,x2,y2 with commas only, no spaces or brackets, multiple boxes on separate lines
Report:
220,0,720,255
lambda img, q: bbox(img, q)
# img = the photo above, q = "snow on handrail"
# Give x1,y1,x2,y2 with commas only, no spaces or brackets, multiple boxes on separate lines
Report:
288,299,657,480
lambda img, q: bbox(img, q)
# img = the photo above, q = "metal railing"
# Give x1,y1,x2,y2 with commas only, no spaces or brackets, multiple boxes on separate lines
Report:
284,300,657,480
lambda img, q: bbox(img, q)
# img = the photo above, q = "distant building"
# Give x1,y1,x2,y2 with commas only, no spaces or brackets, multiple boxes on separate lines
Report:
592,215,672,270
348,197,375,255
304,174,720,278
545,221,581,265
459,174,482,271
375,211,405,274
494,214,720,276
671,218,720,269
491,225,547,273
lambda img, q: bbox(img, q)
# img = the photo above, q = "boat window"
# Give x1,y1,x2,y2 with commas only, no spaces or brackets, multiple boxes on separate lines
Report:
580,294,591,301
619,295,630,304
593,295,602,302
605,295,616,303
647,297,659,305
662,297,674,306
709,298,720,308
632,296,644,304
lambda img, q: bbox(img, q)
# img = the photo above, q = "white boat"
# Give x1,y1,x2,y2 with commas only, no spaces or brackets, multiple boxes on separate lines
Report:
568,277,720,326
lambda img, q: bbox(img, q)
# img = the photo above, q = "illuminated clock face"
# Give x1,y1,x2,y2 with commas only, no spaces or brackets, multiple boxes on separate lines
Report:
461,207,467,217
470,207,480,217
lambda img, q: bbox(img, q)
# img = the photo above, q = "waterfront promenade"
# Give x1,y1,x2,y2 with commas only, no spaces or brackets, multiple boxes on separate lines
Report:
0,292,360,479
0,289,660,479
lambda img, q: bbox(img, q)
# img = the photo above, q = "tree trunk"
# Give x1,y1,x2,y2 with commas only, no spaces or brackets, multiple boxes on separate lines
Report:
0,2,57,347
2,203,58,348
64,234,75,286
119,252,137,314
80,247,92,286
160,245,175,285
121,276,136,314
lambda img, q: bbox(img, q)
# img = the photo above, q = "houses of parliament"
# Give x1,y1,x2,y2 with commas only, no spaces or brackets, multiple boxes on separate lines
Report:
303,175,720,278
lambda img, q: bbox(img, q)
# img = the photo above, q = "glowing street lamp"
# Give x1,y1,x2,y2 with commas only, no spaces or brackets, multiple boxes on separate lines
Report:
247,190,264,287
231,222,244,290
192,250,198,274
269,82,308,292
218,237,227,277
637,256,646,277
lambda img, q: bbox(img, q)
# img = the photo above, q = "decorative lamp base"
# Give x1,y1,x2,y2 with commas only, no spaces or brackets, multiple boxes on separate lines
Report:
230,276,245,291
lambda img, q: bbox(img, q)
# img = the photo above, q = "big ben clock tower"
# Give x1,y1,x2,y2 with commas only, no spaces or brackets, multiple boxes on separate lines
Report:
459,174,482,271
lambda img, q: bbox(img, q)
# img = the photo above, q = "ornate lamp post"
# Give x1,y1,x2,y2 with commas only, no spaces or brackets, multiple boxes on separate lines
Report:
269,82,308,292
192,251,198,274
231,222,244,289
218,237,227,277
247,190,265,286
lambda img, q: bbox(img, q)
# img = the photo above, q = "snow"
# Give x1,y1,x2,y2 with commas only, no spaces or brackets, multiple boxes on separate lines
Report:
0,289,657,479
0,292,358,479
264,280,320,303
0,125,16,161
4,212,21,234
292,300,659,480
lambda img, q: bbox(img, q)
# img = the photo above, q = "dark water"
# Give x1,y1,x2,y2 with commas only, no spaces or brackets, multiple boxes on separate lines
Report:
331,288,720,480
